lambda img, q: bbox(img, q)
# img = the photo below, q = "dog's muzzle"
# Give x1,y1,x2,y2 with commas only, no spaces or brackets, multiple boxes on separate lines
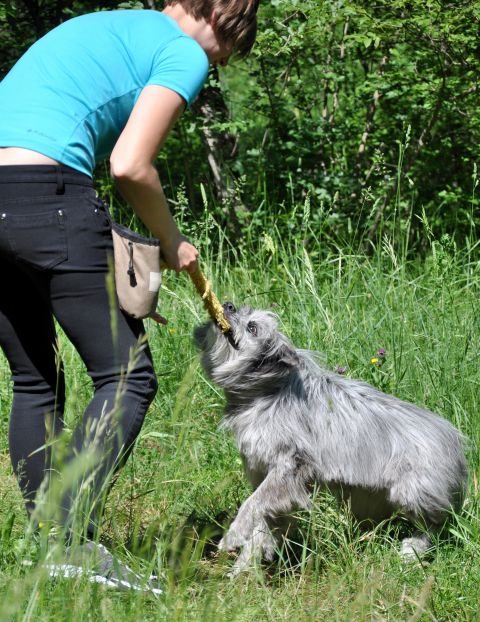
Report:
222,301,239,349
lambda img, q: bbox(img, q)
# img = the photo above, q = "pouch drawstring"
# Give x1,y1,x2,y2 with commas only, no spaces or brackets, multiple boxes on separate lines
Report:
127,241,137,287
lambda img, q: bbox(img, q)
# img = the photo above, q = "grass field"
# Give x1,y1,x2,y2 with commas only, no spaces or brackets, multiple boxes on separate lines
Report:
0,204,479,621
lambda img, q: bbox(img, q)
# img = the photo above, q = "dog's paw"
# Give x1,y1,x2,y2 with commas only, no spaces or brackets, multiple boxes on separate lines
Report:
222,528,278,579
400,534,432,561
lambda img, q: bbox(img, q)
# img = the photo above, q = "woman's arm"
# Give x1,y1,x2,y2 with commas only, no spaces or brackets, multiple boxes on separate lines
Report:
110,84,198,273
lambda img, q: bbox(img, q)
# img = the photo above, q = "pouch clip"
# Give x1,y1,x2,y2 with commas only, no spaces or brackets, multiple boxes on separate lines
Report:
127,241,137,287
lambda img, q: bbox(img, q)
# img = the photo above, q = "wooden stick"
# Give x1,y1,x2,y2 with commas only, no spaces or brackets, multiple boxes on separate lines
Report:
189,267,231,333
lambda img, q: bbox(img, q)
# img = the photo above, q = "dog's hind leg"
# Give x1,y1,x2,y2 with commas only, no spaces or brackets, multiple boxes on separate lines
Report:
390,479,447,560
219,452,311,572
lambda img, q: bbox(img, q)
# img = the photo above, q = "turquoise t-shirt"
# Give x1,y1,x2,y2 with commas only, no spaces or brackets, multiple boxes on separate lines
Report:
0,10,209,176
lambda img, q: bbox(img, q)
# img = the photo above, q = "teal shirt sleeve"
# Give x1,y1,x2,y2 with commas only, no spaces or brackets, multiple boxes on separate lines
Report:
147,36,209,106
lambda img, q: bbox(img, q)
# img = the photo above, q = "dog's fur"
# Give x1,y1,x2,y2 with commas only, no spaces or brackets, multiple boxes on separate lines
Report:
194,305,468,573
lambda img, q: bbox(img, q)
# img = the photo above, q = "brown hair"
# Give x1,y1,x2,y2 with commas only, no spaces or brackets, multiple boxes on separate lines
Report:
163,0,259,58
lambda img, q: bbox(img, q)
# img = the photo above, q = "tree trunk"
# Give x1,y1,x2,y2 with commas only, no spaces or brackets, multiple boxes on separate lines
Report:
192,72,247,237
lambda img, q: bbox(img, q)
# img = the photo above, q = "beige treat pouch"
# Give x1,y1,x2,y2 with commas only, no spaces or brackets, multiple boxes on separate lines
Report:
111,222,163,320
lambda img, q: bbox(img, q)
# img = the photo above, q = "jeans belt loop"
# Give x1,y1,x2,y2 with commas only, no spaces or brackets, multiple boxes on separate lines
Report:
56,166,65,195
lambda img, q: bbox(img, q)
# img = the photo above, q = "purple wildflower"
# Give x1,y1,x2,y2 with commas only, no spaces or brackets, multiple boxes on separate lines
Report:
335,366,347,375
377,348,386,358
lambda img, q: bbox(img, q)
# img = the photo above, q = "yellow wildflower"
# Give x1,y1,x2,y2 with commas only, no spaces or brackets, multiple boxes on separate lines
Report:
371,357,378,364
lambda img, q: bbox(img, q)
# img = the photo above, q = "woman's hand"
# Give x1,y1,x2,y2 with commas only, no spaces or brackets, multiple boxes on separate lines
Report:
162,234,199,274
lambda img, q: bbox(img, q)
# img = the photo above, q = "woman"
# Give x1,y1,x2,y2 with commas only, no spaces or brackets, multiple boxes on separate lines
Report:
0,0,258,590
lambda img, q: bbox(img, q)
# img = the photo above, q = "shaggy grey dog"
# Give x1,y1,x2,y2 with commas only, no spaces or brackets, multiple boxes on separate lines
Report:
194,303,468,574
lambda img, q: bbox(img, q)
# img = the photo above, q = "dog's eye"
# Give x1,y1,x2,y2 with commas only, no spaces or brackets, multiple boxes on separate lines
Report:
247,322,258,336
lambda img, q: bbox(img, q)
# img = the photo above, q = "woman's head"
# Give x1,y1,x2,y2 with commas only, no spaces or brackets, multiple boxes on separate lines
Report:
163,0,259,60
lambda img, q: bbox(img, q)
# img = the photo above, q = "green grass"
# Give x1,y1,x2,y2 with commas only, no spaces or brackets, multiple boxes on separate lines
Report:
1,206,480,621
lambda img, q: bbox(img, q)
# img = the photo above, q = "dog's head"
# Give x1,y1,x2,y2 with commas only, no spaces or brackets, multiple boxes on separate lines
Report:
194,303,299,392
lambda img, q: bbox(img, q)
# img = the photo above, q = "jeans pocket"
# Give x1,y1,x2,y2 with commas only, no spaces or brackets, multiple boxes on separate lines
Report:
4,209,68,270
93,199,113,233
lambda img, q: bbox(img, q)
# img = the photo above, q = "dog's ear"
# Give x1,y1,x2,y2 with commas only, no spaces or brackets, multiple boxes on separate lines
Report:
276,343,300,368
259,339,299,370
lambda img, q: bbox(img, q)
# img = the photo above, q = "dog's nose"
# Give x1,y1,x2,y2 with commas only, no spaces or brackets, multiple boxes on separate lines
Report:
223,301,236,315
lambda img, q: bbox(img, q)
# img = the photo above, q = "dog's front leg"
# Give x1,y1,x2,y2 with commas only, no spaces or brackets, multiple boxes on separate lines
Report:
219,452,311,571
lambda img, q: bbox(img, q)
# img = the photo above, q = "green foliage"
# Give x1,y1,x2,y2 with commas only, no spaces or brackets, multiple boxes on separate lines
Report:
1,0,479,250
0,205,480,618
217,0,480,248
1,2,480,617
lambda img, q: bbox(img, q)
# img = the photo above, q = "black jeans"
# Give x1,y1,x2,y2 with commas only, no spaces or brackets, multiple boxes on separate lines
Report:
0,165,158,537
